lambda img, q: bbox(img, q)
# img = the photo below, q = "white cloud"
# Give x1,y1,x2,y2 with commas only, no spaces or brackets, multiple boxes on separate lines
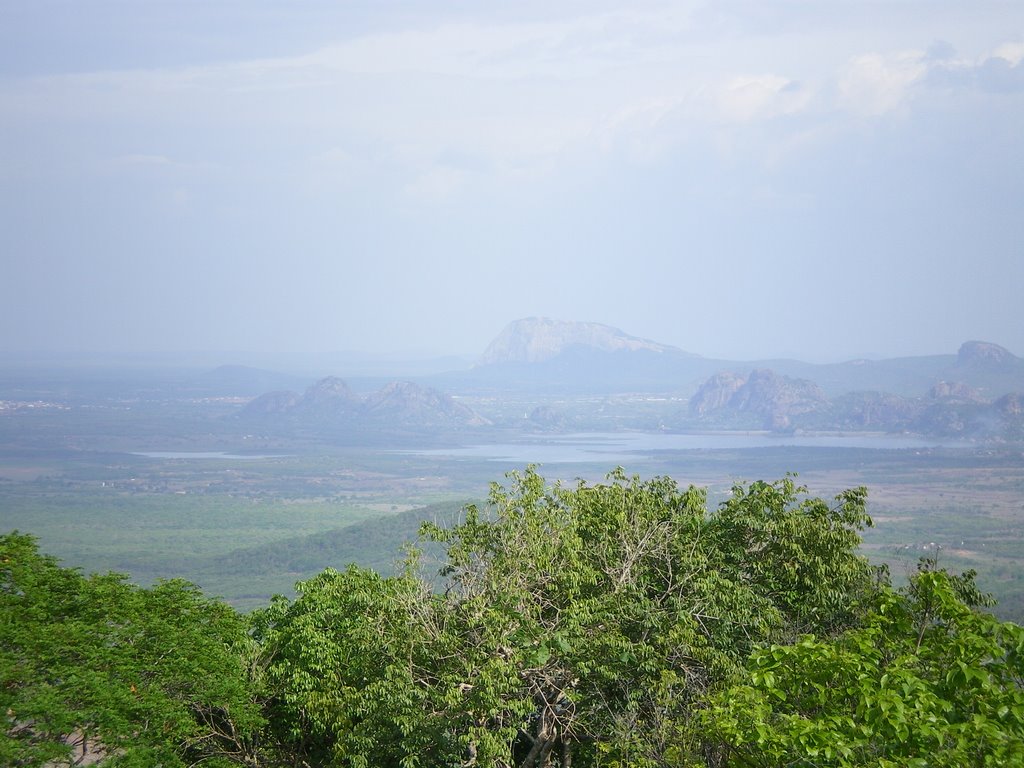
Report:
992,42,1024,66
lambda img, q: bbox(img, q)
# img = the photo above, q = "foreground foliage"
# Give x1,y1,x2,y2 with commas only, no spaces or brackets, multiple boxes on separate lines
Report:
0,533,265,767
3,468,1022,767
707,567,1024,766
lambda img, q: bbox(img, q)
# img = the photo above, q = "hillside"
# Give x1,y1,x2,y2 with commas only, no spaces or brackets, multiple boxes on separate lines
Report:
183,499,469,601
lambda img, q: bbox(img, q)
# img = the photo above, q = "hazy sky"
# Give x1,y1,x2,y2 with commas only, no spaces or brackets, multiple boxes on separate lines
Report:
1,1,1022,364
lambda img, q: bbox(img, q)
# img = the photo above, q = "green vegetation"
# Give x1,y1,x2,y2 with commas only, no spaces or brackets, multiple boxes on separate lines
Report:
707,566,1024,766
1,533,263,767
5,468,1022,767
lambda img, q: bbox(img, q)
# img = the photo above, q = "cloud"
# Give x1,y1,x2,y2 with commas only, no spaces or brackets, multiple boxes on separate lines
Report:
974,55,1024,93
3,8,1023,209
992,42,1024,67
919,39,1024,94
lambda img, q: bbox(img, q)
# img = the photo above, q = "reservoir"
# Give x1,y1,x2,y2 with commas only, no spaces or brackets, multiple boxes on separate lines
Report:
132,451,286,460
408,431,964,464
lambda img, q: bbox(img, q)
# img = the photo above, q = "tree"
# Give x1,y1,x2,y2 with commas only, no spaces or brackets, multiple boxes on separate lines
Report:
0,532,265,768
254,564,443,768
421,469,877,766
260,468,878,767
705,565,1024,767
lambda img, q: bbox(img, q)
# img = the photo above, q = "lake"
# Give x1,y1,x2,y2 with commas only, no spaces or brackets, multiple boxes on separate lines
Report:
132,451,287,460
408,431,963,464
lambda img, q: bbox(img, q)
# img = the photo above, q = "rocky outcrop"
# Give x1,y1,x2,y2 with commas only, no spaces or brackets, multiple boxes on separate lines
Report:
994,393,1023,418
238,377,489,430
527,405,568,430
364,381,490,427
689,372,746,416
929,381,985,402
689,369,828,429
830,391,922,430
957,341,1017,368
293,377,362,418
912,392,1022,440
241,390,300,416
478,317,681,365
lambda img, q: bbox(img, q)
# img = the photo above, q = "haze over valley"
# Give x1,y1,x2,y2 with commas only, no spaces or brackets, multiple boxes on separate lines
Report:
1,317,1022,616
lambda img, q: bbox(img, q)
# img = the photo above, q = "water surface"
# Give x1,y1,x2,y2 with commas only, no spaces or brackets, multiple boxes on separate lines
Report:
409,431,960,464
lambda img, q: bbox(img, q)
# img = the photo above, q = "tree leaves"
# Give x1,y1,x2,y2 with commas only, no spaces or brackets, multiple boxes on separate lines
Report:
0,532,265,768
706,568,1024,767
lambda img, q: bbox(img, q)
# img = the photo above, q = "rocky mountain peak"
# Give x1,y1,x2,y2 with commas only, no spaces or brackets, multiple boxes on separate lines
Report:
957,341,1016,367
689,372,747,416
303,376,358,403
365,380,490,426
689,368,828,429
478,317,681,365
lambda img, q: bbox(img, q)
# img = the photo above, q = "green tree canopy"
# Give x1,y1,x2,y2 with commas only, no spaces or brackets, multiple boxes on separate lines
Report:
257,468,879,767
0,532,265,767
705,566,1024,767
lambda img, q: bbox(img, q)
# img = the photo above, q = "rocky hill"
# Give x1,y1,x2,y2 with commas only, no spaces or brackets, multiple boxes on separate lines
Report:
690,369,828,429
364,381,488,427
239,377,489,431
689,366,1023,440
956,340,1017,368
477,318,686,365
434,317,719,394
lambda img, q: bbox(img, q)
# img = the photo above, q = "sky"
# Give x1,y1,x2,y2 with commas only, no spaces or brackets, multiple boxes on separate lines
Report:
1,1,1022,365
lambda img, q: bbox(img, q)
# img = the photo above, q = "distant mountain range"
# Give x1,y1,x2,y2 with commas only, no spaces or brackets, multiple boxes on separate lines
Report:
227,319,1023,442
460,319,1024,399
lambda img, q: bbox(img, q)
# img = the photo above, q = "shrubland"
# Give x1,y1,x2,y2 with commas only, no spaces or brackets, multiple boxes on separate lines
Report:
3,468,1022,767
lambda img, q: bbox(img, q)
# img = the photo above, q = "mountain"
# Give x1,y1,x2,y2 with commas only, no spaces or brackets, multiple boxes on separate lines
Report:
689,365,1023,440
290,376,362,419
239,377,489,431
452,321,1024,404
957,340,1017,368
478,317,687,365
788,341,1024,399
433,318,720,394
690,369,829,429
364,381,489,427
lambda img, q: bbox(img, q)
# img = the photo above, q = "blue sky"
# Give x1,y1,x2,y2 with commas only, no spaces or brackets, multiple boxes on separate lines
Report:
1,1,1022,364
